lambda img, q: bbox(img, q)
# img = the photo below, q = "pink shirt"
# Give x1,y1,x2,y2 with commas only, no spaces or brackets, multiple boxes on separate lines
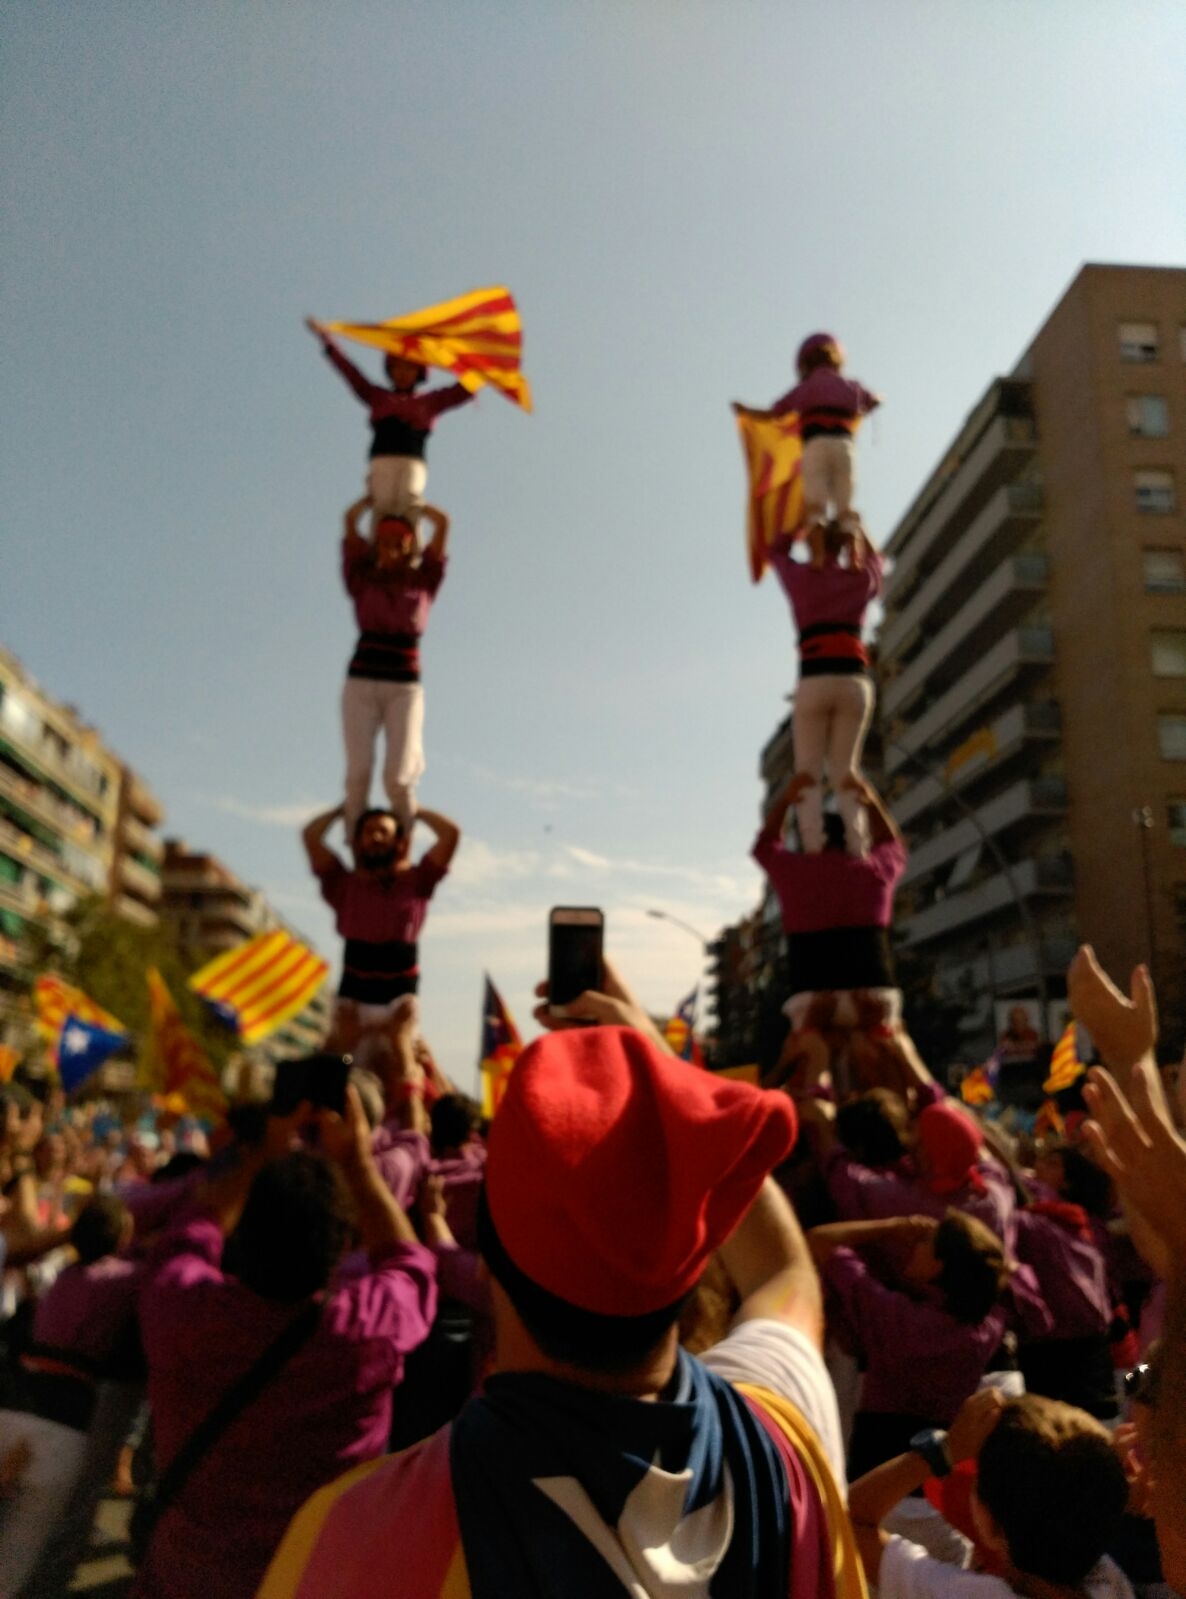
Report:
1013,1208,1111,1340
772,368,880,430
753,833,906,934
431,1143,487,1251
33,1256,141,1369
371,1125,431,1210
317,855,447,944
768,541,883,634
134,1211,436,1599
824,1144,1018,1250
823,1245,1005,1422
342,547,445,637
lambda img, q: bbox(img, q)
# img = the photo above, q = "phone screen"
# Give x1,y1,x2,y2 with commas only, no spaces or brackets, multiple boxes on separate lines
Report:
548,909,604,1008
270,1054,349,1117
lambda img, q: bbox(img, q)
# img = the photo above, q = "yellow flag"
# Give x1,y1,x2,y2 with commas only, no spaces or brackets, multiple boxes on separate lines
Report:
1044,1021,1085,1095
147,968,226,1120
736,410,804,582
326,286,532,412
189,931,328,1046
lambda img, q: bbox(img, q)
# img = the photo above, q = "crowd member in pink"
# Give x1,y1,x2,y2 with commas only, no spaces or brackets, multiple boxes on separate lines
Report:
754,772,907,1052
261,960,867,1599
337,493,450,835
132,1088,437,1599
429,1094,486,1250
808,1211,1013,1477
770,527,884,853
302,802,459,1053
306,318,473,521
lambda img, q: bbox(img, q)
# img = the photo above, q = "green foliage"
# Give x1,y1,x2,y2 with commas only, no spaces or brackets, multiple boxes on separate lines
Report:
28,897,237,1075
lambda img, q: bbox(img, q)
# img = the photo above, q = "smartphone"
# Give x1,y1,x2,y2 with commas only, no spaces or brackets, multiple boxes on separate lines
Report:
548,907,605,1015
270,1053,350,1118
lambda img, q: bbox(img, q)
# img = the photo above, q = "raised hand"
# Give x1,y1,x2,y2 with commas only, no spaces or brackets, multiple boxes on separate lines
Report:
1067,944,1157,1075
1082,1060,1186,1270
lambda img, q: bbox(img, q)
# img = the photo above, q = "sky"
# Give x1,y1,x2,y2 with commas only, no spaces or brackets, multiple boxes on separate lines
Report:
3,2,1185,1089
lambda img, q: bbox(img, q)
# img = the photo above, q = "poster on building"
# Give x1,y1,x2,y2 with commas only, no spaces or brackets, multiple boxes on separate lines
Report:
993,1000,1043,1062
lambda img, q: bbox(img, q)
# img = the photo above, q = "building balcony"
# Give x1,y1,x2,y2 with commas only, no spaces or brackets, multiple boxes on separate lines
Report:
880,483,1044,660
114,892,159,929
0,716,117,825
933,934,1080,1000
902,777,1067,887
883,554,1049,721
123,771,164,828
121,813,164,862
886,403,1038,588
0,815,91,900
899,854,1073,948
891,701,1062,830
117,853,163,905
885,626,1055,777
0,762,105,853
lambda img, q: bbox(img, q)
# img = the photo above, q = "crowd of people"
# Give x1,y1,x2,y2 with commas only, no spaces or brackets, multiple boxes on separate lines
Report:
0,325,1182,1597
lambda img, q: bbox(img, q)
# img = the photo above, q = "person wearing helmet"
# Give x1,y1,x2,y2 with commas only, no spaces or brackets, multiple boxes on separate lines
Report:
735,332,881,566
306,317,474,525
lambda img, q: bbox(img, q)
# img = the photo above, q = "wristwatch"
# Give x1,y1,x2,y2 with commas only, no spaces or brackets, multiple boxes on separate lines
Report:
908,1428,953,1478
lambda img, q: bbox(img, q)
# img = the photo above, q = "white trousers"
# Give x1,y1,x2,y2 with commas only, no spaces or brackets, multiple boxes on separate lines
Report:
800,435,856,526
342,677,425,835
366,456,427,522
793,673,875,853
782,988,902,1031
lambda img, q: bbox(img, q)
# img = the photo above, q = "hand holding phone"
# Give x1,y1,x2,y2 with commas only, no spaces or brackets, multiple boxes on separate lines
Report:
270,1053,351,1118
548,907,605,1017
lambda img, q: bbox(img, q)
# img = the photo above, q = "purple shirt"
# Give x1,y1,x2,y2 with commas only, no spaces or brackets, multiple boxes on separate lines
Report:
753,833,906,935
771,369,879,432
370,1125,430,1210
1013,1209,1111,1340
823,1246,1004,1422
824,1144,1018,1250
342,546,445,638
316,855,447,944
33,1256,141,1369
323,339,472,454
135,1211,436,1599
768,541,883,634
431,1143,487,1251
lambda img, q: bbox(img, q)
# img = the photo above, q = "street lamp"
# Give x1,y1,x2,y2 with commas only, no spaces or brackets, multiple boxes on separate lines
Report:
645,908,710,948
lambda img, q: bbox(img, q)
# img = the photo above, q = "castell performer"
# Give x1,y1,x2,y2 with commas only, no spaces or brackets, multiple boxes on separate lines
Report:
771,522,883,855
735,331,880,566
306,317,473,521
338,493,448,836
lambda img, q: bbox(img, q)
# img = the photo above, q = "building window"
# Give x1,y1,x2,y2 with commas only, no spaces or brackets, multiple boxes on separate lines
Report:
1144,548,1186,592
1160,714,1186,760
1126,395,1170,437
1135,470,1177,514
1152,630,1186,677
1170,800,1186,847
1119,321,1159,362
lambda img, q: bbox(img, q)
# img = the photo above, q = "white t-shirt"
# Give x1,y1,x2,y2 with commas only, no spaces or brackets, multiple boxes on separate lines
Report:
879,1537,1135,1599
698,1317,847,1489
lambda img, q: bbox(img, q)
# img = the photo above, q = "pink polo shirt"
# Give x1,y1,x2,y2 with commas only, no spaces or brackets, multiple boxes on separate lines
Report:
134,1210,436,1599
32,1255,141,1369
317,855,447,945
342,546,445,637
753,833,906,934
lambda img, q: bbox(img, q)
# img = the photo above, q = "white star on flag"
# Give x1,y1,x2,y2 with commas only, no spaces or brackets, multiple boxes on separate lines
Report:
62,1023,90,1055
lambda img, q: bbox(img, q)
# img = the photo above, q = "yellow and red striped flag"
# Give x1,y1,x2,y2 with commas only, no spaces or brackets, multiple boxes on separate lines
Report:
479,975,522,1120
33,976,125,1065
147,968,226,1121
960,1066,996,1107
1044,1020,1086,1095
188,931,328,1047
326,286,532,412
737,409,804,583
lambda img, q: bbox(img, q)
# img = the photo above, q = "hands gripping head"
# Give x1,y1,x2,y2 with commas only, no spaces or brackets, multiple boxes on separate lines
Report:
353,808,408,869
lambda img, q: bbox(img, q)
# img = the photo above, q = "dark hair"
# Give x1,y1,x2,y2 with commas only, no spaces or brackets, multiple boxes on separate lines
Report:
836,1090,910,1167
976,1396,1128,1583
431,1094,478,1155
226,1152,353,1302
1052,1143,1112,1218
477,1188,690,1373
799,344,838,376
933,1209,1009,1324
823,812,847,851
71,1196,130,1264
352,808,404,847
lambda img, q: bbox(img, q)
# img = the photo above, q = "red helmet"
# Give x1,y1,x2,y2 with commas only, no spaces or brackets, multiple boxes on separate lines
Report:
796,332,844,376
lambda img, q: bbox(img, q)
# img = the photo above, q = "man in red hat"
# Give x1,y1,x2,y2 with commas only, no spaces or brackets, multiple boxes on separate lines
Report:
261,967,864,1599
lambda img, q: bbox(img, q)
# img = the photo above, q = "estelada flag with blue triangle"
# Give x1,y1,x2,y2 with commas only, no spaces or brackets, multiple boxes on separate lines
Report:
34,975,126,1066
961,1046,1002,1107
1044,1020,1086,1095
325,286,532,412
188,931,328,1047
58,1013,129,1093
663,986,705,1066
479,975,523,1120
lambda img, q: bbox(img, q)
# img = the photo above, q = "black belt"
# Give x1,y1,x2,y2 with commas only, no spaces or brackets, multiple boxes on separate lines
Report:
785,926,895,995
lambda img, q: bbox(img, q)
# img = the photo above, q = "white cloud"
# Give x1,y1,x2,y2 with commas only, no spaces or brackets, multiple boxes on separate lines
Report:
201,794,321,828
447,839,543,889
439,756,638,808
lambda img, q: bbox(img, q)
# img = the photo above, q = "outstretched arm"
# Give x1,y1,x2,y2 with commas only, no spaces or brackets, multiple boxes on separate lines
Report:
415,806,460,872
845,774,902,847
717,1176,824,1350
302,804,345,876
305,318,379,407
421,504,450,562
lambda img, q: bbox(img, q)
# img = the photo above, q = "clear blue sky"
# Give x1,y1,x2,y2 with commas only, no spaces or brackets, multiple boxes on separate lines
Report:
4,3,1185,1087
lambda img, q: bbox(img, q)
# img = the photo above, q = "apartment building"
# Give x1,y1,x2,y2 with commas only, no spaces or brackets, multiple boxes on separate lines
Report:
0,649,164,1050
875,264,1186,1053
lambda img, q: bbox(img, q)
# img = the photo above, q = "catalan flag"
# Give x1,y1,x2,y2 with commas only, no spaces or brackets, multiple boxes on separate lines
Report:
325,286,532,412
960,1066,995,1107
188,931,329,1047
0,1043,21,1083
147,968,226,1121
1034,1098,1066,1141
33,976,125,1066
663,987,705,1066
479,975,522,1120
1044,1020,1086,1095
737,409,804,583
